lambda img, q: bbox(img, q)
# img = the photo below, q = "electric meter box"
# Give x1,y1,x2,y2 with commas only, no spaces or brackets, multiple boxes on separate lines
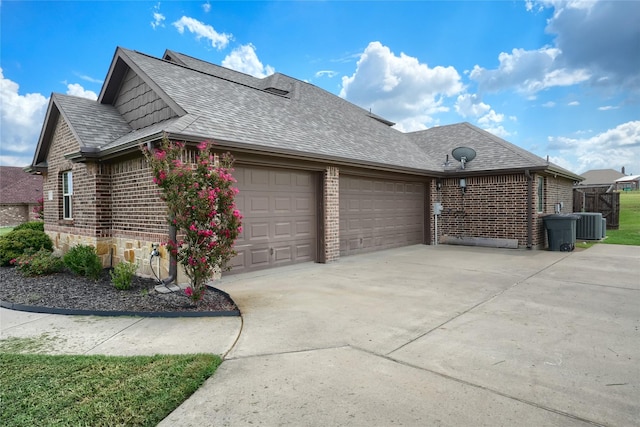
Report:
433,202,443,215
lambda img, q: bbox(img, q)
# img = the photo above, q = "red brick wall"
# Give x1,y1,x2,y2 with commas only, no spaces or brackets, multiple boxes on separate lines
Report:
42,115,98,239
535,174,576,248
42,115,576,258
110,156,168,242
323,166,340,262
429,173,574,248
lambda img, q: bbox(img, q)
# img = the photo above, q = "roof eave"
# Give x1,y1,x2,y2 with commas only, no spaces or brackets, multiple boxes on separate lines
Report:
29,97,60,171
64,147,104,163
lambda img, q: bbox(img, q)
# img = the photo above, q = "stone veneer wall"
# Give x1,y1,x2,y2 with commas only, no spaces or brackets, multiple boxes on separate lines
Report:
0,204,39,227
323,166,340,262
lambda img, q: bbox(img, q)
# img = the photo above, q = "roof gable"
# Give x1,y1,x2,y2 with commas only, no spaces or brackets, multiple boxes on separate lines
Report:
99,47,186,117
30,94,132,169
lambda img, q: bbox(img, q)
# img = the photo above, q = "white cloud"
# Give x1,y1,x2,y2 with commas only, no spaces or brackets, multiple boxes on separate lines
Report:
470,47,590,95
222,44,274,78
455,93,490,118
202,2,211,13
0,68,49,166
66,83,97,100
547,121,640,173
151,3,165,29
568,101,579,106
482,125,511,139
173,16,231,50
478,110,504,126
598,105,618,111
340,41,463,132
542,101,556,108
75,73,103,84
315,70,339,78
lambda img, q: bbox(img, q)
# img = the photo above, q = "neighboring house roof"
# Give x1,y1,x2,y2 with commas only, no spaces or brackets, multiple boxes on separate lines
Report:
577,169,626,186
29,46,583,181
616,175,640,183
0,166,43,204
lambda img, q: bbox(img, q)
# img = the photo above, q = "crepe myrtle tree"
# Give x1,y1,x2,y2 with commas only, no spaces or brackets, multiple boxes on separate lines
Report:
143,136,243,304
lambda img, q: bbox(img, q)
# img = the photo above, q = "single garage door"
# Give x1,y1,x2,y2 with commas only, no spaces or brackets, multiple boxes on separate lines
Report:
340,175,424,256
229,166,317,274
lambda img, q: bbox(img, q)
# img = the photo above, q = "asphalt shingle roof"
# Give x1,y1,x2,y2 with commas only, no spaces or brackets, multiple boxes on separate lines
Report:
54,94,131,149
31,47,584,181
578,169,626,186
0,167,43,204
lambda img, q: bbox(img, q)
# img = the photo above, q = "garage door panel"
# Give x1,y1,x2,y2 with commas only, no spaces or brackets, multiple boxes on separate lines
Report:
295,220,313,236
340,175,424,257
274,197,291,212
294,242,314,259
249,222,269,239
230,166,317,274
295,197,313,212
274,222,293,238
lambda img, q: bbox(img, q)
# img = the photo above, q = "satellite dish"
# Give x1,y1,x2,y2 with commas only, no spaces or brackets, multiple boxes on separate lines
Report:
451,147,477,169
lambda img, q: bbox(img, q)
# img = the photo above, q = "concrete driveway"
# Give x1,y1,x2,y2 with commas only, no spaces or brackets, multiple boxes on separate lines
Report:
160,244,639,427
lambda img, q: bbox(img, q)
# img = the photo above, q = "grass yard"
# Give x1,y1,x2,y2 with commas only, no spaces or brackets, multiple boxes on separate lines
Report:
603,191,640,246
0,350,221,427
0,226,13,236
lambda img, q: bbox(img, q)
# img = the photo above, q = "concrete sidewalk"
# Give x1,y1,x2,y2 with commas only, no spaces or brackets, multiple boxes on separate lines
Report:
2,244,638,426
0,308,241,356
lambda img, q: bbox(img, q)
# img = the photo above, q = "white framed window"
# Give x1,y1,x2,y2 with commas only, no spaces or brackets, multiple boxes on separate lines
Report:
537,176,544,213
62,171,73,219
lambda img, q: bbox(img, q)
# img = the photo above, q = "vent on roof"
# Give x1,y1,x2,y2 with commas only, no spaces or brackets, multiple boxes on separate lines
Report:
264,87,290,96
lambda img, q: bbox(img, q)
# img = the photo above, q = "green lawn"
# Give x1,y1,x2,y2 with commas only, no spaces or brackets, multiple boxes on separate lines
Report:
0,349,221,427
0,226,13,236
603,191,640,246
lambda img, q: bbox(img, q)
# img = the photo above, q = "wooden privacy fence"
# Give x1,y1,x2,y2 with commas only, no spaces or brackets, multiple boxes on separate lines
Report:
573,190,620,229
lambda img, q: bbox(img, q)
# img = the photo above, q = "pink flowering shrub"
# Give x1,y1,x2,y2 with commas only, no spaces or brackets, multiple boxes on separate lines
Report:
33,197,44,220
143,136,242,305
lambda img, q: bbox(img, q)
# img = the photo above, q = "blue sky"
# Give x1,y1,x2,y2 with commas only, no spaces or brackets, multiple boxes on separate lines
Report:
1,0,639,175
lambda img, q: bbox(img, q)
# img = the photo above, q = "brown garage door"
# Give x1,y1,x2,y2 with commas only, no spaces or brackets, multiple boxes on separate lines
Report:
340,175,424,256
229,166,317,274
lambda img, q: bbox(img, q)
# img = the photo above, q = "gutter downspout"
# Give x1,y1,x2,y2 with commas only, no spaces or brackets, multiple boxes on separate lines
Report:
162,223,178,285
525,169,533,249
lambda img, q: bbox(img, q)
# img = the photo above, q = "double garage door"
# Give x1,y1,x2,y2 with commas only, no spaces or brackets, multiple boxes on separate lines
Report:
229,166,425,274
339,175,425,256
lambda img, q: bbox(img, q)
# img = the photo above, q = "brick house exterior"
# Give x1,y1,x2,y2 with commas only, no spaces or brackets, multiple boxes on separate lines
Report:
28,47,582,281
0,166,43,227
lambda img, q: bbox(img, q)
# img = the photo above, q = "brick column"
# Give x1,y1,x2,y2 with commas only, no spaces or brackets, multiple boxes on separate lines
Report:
323,166,340,262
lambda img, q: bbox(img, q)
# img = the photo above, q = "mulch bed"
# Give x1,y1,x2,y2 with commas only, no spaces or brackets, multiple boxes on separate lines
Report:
0,267,238,315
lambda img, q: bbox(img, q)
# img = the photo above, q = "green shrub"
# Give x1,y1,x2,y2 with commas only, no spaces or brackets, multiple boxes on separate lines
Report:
0,229,53,266
63,245,103,279
13,221,45,232
13,248,64,277
110,261,138,290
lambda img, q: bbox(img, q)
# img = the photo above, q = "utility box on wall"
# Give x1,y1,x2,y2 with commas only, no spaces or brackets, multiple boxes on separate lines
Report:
433,202,443,215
